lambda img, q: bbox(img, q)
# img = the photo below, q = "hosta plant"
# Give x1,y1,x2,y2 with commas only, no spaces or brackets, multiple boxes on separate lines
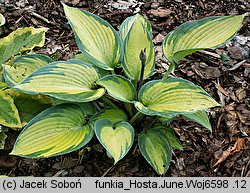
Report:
1,4,245,175
0,26,53,148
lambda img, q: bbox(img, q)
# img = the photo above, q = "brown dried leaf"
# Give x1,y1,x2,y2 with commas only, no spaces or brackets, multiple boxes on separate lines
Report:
230,138,245,155
224,104,235,112
214,82,229,96
236,112,248,124
212,138,245,167
212,147,232,167
235,88,246,101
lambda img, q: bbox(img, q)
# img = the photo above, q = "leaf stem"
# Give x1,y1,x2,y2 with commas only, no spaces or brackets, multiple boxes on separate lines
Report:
162,63,175,79
132,79,137,90
132,79,138,100
145,116,159,131
129,111,143,124
100,95,118,109
93,101,101,111
124,103,133,117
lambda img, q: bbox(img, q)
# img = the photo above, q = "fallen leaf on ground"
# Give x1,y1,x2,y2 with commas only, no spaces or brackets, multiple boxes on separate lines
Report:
235,88,246,101
230,138,245,155
214,81,229,96
212,138,245,167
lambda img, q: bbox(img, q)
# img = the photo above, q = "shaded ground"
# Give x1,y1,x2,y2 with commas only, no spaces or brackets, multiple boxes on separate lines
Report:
0,0,249,177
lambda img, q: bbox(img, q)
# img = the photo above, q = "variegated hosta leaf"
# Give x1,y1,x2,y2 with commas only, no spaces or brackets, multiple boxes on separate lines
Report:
51,98,97,116
94,119,134,164
14,59,105,102
3,54,53,87
119,13,152,42
153,125,183,150
163,14,246,65
0,27,47,64
138,128,172,175
123,17,155,80
11,104,94,158
0,126,8,149
5,89,52,126
158,110,212,131
0,69,4,82
135,77,220,117
97,75,136,103
0,13,5,26
77,103,97,117
182,110,212,132
0,91,22,129
63,4,122,70
74,53,110,77
92,108,128,125
158,114,177,124
0,81,8,90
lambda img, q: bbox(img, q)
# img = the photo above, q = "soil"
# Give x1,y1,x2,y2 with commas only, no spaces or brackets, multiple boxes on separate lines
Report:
0,0,249,177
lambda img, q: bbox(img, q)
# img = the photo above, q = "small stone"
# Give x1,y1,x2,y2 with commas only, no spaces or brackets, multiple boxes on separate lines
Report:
149,8,171,17
187,71,195,76
153,33,165,44
73,165,85,174
52,162,62,170
44,172,53,177
228,46,244,60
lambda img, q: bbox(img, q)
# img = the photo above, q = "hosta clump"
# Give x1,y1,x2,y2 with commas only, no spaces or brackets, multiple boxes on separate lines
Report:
0,26,53,129
0,25,54,149
2,4,245,175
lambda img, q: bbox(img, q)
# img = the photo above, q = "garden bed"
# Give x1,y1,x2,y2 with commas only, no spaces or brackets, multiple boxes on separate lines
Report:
0,0,249,177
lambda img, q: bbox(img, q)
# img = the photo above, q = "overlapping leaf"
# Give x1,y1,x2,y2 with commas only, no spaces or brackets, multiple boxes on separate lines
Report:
182,110,212,132
119,13,152,42
97,75,136,102
123,17,155,80
95,119,134,164
11,104,94,158
0,81,7,90
135,77,220,116
139,128,172,175
5,89,52,126
92,108,128,125
158,110,212,131
74,53,110,77
3,54,53,86
163,14,245,65
14,60,105,102
0,27,47,64
153,125,183,150
0,91,22,129
158,114,177,124
63,4,122,70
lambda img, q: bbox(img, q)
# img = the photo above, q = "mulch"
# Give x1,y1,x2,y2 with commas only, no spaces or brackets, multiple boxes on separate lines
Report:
0,0,249,177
